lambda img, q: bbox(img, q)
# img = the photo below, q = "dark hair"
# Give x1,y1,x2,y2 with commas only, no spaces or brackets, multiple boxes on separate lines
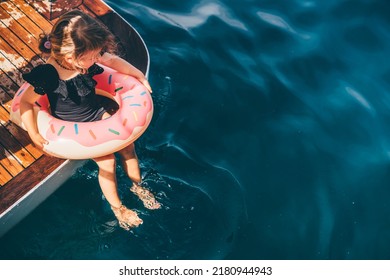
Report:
38,10,117,71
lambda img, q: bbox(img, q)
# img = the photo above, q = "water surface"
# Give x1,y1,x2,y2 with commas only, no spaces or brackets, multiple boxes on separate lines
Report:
1,0,390,259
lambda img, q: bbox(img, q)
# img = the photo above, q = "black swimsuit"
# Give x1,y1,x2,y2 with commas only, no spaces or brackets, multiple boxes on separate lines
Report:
22,63,106,122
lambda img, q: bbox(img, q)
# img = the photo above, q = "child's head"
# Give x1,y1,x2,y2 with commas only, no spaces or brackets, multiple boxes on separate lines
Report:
39,10,116,71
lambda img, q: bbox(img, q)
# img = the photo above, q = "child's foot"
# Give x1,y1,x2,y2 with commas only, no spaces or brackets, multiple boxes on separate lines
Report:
111,204,143,230
130,183,161,210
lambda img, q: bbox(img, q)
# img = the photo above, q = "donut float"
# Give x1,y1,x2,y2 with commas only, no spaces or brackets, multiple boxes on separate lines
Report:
10,65,153,159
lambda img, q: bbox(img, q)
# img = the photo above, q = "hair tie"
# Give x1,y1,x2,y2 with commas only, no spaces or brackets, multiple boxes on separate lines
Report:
44,36,51,49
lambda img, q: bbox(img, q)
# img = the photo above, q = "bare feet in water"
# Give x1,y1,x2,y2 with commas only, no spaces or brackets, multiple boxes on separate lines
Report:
130,183,161,210
111,204,143,230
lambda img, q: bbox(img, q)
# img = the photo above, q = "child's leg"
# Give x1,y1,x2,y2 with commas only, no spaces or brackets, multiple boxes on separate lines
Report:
93,154,143,229
117,143,142,184
93,154,121,207
118,144,161,209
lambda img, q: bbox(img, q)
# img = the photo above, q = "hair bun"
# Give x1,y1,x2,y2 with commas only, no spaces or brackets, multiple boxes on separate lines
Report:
44,40,52,49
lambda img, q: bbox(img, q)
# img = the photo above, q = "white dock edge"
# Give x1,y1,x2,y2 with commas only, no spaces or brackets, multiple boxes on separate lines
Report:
0,159,86,238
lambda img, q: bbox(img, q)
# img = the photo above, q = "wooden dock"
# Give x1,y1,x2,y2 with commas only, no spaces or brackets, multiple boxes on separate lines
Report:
0,0,149,235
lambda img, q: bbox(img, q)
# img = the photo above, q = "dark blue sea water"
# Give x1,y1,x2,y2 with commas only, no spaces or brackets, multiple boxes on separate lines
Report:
2,0,390,260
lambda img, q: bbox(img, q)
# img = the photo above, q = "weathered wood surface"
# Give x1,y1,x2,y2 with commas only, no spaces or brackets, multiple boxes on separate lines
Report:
0,0,50,187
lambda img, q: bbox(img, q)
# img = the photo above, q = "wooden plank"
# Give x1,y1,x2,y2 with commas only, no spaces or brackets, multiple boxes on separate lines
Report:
0,165,12,186
4,125,42,159
0,9,40,63
0,3,43,42
0,104,43,159
0,81,13,105
0,163,12,186
0,30,32,73
0,103,11,120
9,0,53,32
78,3,96,18
83,0,111,16
0,142,24,177
0,63,22,99
23,0,52,20
0,94,13,112
0,124,35,168
0,48,42,161
24,0,84,21
0,155,65,212
0,20,40,66
0,51,27,90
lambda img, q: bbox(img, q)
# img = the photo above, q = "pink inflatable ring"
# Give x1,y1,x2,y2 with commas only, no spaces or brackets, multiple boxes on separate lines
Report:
10,65,153,159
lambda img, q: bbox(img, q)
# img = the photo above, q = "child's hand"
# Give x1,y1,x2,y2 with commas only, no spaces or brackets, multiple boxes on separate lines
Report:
139,77,153,94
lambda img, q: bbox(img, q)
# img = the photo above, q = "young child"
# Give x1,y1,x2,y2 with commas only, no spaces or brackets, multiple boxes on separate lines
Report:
20,10,160,231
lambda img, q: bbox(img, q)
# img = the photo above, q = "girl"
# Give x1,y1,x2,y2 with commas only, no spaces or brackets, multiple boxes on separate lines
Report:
20,10,160,231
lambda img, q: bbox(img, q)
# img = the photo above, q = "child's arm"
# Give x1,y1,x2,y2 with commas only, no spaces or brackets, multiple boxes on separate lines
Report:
20,87,49,149
98,53,152,93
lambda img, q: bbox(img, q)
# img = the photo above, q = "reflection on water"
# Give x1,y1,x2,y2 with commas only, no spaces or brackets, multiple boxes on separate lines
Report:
2,0,390,259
